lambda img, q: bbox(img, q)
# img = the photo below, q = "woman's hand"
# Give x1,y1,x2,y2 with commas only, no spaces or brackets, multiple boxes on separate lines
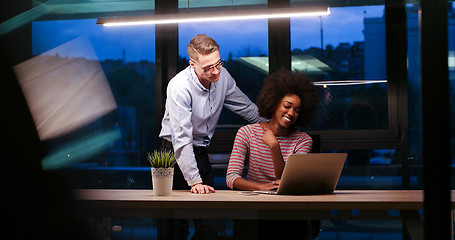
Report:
260,179,281,191
261,123,285,179
262,126,279,149
191,183,215,194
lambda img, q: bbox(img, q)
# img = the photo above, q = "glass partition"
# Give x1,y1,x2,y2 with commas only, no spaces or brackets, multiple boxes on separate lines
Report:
20,1,449,239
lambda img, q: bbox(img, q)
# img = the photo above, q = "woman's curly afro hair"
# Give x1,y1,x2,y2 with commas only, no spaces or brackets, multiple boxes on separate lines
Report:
256,69,319,127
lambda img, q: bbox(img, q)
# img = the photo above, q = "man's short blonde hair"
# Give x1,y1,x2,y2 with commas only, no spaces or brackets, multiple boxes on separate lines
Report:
187,34,219,62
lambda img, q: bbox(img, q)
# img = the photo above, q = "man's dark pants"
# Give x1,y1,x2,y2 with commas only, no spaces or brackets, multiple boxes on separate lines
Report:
158,139,219,240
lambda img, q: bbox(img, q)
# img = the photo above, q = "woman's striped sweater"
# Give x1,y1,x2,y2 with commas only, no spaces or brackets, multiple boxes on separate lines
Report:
226,123,312,189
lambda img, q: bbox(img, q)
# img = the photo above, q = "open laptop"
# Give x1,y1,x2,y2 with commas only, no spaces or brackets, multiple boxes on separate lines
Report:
254,153,347,195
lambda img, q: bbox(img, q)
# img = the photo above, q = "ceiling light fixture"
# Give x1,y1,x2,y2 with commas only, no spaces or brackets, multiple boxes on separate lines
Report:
97,6,330,27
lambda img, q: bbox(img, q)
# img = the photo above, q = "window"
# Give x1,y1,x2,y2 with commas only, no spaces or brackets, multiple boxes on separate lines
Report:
32,19,156,170
27,2,413,193
325,149,405,189
291,5,388,130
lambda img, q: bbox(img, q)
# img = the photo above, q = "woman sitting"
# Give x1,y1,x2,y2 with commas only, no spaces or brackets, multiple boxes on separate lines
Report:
226,69,319,239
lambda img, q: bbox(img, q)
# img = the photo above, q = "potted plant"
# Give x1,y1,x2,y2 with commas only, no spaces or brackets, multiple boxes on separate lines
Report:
147,149,177,196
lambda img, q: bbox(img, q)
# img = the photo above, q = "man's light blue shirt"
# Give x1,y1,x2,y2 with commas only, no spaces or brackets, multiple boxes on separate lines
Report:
159,66,262,186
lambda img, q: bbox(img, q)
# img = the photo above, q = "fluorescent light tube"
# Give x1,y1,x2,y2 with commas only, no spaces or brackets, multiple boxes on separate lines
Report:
97,6,330,27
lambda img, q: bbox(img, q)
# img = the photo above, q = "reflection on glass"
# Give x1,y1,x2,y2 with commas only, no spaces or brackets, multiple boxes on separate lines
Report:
178,0,267,8
14,36,117,140
14,36,121,169
32,19,157,168
238,55,331,75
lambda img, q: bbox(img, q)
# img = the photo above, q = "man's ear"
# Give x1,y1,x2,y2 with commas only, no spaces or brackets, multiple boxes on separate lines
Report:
189,59,196,68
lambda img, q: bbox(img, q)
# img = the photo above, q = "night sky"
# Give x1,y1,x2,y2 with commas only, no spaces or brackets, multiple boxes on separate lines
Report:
32,6,384,62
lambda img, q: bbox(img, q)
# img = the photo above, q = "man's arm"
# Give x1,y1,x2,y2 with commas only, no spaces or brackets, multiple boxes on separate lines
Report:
222,72,266,123
166,82,203,186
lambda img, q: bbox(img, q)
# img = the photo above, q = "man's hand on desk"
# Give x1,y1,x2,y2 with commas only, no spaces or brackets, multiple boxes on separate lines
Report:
191,183,215,194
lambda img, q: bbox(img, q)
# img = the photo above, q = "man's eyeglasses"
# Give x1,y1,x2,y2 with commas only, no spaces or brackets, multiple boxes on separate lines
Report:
193,59,225,73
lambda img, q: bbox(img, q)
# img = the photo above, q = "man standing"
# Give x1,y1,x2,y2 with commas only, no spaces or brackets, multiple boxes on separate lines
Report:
159,34,263,194
158,34,263,239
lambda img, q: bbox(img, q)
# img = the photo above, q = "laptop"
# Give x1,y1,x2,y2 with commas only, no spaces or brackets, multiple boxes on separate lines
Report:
254,153,347,195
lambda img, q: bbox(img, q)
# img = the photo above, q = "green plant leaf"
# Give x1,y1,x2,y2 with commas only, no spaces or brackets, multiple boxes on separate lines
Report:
146,149,176,168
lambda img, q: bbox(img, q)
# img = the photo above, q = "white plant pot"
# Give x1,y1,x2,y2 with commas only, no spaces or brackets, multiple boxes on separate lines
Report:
151,167,174,196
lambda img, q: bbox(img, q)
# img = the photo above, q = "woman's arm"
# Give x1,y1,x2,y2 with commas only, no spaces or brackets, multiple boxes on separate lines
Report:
233,177,280,191
227,124,282,191
226,126,249,189
261,126,285,179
